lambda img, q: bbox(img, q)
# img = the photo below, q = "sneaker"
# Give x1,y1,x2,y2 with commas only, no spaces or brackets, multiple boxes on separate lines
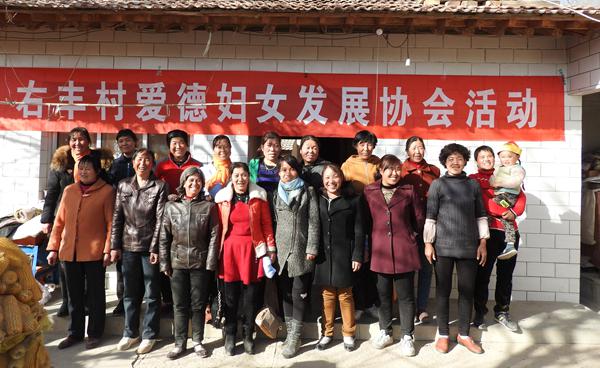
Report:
497,243,518,260
116,336,140,351
167,346,185,360
316,336,332,351
415,311,430,324
457,335,483,354
136,339,156,354
366,305,379,319
354,309,364,321
371,330,393,349
495,312,519,332
194,343,208,358
472,313,487,330
343,336,355,352
400,335,416,357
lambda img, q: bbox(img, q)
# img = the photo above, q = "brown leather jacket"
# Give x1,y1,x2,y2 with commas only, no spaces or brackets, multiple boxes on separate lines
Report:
110,175,168,254
159,196,220,272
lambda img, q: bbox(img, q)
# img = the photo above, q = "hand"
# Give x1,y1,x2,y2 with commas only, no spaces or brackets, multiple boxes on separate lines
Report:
150,252,159,264
425,243,436,264
352,261,361,272
110,249,121,263
163,269,172,277
502,210,516,221
267,251,277,264
306,254,316,261
41,223,52,234
47,251,58,266
477,240,487,266
103,253,112,267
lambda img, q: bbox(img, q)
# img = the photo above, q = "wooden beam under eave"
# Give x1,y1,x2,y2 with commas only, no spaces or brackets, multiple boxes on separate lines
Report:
461,19,478,36
435,19,446,35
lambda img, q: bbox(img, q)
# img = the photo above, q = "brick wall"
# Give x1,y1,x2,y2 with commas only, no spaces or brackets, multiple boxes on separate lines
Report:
0,28,581,302
567,32,600,94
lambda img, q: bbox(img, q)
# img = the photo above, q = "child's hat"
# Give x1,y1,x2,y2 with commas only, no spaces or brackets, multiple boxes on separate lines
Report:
499,141,522,156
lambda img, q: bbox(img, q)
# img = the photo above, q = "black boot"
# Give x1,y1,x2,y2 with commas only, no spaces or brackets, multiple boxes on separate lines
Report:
224,334,235,356
282,319,302,359
243,335,254,355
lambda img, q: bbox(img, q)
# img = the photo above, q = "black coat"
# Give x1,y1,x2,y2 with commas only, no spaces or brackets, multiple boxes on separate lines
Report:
313,193,365,288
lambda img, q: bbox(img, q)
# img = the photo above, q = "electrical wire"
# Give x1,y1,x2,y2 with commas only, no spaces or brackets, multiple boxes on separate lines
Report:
540,0,600,23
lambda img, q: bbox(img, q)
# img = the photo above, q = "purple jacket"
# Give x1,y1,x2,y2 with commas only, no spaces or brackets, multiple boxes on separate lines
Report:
364,180,425,275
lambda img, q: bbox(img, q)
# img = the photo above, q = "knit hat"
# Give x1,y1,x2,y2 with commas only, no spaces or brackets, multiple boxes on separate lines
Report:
166,129,189,146
176,166,205,196
498,141,522,156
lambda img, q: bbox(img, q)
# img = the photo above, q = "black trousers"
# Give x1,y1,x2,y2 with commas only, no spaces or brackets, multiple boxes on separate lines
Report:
376,272,415,336
171,268,212,348
434,256,478,336
353,261,380,310
278,269,312,322
63,260,105,339
223,281,261,336
474,230,520,317
160,273,173,305
116,259,124,302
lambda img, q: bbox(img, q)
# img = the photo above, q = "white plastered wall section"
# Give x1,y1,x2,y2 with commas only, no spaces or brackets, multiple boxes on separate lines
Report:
566,32,600,95
0,28,581,301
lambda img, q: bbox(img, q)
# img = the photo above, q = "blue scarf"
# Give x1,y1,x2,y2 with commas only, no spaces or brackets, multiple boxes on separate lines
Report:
278,177,305,205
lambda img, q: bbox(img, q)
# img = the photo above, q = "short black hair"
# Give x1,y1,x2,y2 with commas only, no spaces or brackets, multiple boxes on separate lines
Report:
405,136,425,152
166,129,189,146
230,162,249,176
116,129,137,142
212,135,231,149
300,135,320,150
132,148,155,164
69,127,92,143
78,154,101,173
439,143,471,168
474,145,494,161
352,130,377,148
277,154,302,173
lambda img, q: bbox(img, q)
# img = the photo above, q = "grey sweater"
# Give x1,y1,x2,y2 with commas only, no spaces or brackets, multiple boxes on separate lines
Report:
426,172,486,259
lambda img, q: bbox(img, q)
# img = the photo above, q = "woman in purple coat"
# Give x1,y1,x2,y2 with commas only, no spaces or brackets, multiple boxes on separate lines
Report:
363,154,424,357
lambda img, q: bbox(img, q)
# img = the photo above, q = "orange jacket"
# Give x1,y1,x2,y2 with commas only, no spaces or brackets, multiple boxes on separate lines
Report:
341,154,380,194
47,179,115,262
214,182,276,258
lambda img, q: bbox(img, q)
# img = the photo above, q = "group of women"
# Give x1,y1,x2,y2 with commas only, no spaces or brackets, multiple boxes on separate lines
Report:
42,126,524,358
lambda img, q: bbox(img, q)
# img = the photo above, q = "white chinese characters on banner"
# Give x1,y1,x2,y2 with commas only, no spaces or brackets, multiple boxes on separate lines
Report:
96,81,126,121
380,87,412,127
297,85,327,125
256,84,287,123
58,81,85,120
507,88,537,128
177,83,207,123
339,87,370,126
16,80,46,118
136,82,166,122
217,83,246,122
423,87,455,127
465,89,496,128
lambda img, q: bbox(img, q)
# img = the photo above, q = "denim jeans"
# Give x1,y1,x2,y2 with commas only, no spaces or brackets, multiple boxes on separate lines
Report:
122,251,161,340
171,268,212,348
376,272,415,336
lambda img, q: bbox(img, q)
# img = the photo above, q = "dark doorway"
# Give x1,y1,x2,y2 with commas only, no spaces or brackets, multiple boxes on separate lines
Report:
248,136,355,165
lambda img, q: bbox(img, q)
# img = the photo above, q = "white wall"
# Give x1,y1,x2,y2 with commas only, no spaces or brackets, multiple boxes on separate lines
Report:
0,28,581,302
567,32,600,94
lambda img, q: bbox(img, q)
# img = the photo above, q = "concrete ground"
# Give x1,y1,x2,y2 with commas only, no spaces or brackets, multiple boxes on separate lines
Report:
45,294,600,368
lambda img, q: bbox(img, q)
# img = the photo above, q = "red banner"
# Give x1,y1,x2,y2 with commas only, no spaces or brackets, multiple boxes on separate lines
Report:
0,68,564,140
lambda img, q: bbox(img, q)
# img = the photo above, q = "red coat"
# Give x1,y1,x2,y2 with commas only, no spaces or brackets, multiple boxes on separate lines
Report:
155,153,201,194
364,180,425,275
214,182,276,258
469,169,526,231
400,159,440,205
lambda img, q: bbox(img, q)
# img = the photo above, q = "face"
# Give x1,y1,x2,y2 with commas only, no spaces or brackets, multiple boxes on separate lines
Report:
380,163,402,187
133,152,153,179
499,151,519,166
476,150,495,171
407,140,425,163
445,153,466,175
231,167,249,194
117,136,137,156
278,161,299,184
184,173,203,198
356,141,375,160
262,138,281,163
169,137,188,160
322,167,342,195
300,140,319,164
78,162,98,184
213,139,231,161
69,132,90,155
